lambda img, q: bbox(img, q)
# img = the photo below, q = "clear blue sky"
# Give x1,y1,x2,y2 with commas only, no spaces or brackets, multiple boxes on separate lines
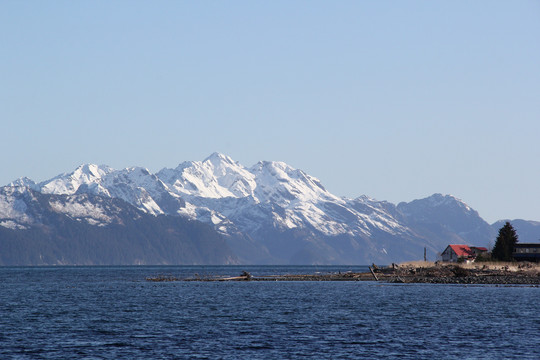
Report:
1,1,539,223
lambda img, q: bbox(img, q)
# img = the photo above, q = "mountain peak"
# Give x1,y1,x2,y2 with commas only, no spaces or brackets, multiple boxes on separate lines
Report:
73,164,112,179
39,164,113,195
158,153,255,199
8,177,37,188
397,193,480,223
204,152,235,165
425,193,472,211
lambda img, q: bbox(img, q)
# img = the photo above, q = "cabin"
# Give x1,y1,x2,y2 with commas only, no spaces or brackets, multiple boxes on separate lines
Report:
470,246,488,257
513,243,540,262
441,244,487,263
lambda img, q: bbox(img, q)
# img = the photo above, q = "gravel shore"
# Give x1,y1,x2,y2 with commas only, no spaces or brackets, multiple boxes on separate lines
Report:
146,262,540,285
372,262,540,285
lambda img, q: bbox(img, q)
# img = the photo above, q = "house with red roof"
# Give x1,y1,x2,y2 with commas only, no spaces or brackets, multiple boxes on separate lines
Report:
441,245,488,263
470,246,488,257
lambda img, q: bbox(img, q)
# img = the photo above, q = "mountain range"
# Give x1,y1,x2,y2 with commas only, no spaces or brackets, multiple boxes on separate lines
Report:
1,153,538,265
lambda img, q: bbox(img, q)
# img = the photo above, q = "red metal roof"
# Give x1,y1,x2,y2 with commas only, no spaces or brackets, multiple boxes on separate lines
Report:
471,247,488,251
448,245,475,257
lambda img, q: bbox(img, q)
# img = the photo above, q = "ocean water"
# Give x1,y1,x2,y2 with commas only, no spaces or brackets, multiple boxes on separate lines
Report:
0,266,538,359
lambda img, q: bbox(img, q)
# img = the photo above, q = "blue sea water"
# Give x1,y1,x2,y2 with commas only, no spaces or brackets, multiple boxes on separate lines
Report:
0,266,538,359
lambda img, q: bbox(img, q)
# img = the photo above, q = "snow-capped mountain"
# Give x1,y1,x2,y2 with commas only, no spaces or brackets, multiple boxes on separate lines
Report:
39,164,114,196
0,186,236,265
155,153,408,238
3,153,532,265
0,185,137,229
13,163,187,217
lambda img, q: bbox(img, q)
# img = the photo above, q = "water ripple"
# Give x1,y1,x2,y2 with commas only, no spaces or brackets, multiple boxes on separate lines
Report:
0,266,538,359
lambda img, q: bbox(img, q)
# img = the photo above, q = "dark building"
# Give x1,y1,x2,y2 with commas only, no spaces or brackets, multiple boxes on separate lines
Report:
513,243,540,262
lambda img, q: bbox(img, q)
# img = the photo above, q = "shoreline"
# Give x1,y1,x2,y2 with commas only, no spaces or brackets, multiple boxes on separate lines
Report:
146,262,540,285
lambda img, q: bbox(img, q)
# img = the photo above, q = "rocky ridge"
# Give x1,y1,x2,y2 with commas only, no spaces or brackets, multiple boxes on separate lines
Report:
2,153,539,265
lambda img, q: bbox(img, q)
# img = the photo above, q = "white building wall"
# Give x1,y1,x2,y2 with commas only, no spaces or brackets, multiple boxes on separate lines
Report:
441,248,457,262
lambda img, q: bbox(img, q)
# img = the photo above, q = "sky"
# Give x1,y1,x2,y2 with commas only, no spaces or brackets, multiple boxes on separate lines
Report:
1,1,539,223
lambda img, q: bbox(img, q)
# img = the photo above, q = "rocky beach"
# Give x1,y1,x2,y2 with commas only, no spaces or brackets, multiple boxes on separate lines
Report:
375,261,540,285
147,262,540,285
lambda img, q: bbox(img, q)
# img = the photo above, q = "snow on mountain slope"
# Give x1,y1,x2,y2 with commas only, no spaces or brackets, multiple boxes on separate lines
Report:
9,177,37,189
155,153,410,239
344,196,407,235
4,153,412,239
48,194,122,226
39,164,114,196
249,160,336,205
99,167,167,215
0,186,33,229
157,153,335,205
158,153,257,199
29,164,187,216
0,186,128,228
1,153,497,263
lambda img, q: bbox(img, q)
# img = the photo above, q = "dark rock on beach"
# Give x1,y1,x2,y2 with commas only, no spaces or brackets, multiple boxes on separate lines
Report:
146,262,540,285
382,262,540,285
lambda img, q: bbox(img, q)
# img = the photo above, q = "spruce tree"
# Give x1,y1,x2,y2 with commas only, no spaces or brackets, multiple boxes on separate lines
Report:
491,221,519,261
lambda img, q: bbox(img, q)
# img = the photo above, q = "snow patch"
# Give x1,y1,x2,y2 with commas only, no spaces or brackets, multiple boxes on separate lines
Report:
0,220,27,230
49,199,114,225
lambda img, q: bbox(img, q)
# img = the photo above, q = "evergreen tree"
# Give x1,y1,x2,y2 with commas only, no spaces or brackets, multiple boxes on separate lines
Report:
491,221,519,261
